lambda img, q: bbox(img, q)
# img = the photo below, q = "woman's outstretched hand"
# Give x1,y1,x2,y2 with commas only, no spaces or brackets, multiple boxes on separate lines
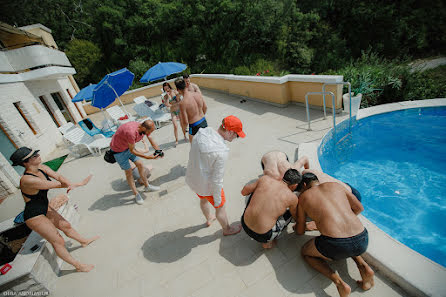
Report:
67,174,93,193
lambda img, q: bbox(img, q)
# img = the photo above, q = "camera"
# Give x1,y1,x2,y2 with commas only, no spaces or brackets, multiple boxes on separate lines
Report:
153,149,164,157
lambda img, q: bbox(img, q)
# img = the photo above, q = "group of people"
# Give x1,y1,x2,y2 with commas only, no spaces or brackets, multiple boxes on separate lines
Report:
240,151,374,297
9,76,374,297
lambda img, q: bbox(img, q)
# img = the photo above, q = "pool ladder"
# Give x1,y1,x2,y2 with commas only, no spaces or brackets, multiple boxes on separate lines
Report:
304,82,353,134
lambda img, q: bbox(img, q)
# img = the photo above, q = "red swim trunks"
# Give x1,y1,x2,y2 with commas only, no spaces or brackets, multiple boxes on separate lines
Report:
196,189,226,208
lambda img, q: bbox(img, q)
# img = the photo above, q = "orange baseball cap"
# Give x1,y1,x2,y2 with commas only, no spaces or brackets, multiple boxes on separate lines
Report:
223,115,246,138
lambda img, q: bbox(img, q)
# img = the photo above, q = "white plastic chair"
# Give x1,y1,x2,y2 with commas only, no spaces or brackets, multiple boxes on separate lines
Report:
133,103,171,128
58,122,75,135
63,127,111,156
106,105,136,125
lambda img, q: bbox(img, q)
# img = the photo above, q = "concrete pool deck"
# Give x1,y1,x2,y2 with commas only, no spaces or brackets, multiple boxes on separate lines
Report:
7,89,418,297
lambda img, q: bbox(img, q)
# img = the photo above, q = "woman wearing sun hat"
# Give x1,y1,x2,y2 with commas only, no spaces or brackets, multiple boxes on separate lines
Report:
10,147,98,272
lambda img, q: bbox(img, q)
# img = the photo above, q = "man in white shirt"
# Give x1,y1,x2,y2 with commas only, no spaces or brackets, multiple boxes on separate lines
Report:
185,115,245,236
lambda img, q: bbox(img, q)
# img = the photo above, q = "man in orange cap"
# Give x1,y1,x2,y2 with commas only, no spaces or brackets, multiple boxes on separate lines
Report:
185,115,245,236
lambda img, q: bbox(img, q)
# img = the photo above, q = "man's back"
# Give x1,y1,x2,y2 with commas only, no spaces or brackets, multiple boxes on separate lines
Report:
244,175,297,233
261,151,290,180
299,182,363,238
180,91,205,124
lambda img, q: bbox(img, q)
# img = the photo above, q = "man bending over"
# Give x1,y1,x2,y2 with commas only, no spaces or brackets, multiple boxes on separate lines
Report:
241,169,301,248
261,151,309,180
296,173,374,297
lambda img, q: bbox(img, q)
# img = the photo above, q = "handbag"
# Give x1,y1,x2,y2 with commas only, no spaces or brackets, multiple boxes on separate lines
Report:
104,149,116,164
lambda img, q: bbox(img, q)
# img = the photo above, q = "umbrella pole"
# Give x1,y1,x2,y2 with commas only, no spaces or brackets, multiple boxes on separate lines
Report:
106,81,131,117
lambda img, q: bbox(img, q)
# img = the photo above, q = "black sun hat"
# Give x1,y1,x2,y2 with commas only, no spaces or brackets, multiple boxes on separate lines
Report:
10,147,40,166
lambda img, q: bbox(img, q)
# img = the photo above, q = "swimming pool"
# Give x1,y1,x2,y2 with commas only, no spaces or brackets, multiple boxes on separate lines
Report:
318,106,446,267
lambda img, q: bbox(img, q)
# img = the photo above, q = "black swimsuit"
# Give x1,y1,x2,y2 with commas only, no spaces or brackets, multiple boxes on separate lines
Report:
22,169,51,221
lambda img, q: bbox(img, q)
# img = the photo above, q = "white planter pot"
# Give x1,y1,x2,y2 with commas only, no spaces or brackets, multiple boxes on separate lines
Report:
342,93,362,116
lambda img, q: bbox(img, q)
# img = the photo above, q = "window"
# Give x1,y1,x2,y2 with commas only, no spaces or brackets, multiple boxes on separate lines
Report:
13,102,37,135
67,89,83,119
39,96,60,127
51,92,74,123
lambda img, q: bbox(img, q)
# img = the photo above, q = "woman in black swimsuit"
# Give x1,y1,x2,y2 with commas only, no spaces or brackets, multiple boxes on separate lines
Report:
10,147,98,272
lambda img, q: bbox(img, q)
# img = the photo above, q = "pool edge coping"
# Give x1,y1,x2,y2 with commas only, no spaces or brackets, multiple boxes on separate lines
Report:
298,98,446,297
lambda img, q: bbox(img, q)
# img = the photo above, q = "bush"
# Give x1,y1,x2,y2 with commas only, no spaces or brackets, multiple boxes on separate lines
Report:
404,66,446,100
325,51,409,107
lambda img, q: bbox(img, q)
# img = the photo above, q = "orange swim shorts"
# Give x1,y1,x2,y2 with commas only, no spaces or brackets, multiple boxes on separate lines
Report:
196,189,226,208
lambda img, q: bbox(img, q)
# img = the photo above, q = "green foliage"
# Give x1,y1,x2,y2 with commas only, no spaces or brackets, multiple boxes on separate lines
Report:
326,51,409,107
404,66,446,100
65,39,103,87
1,0,444,102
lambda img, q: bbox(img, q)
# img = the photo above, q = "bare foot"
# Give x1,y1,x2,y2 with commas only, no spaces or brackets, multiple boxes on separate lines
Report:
81,236,100,247
357,265,375,291
223,224,242,236
336,281,351,297
262,240,276,249
76,263,95,272
305,221,318,231
175,141,178,147
206,217,216,227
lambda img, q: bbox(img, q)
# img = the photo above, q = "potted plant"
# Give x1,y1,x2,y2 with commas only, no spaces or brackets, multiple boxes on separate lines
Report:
343,79,382,116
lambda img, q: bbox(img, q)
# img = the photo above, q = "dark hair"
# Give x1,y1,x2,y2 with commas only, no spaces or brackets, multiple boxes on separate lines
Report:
296,172,319,191
175,78,186,90
283,169,302,185
162,82,172,90
182,73,190,79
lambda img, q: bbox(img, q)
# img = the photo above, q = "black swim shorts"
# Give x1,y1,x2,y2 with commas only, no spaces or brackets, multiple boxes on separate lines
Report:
189,117,208,135
315,228,368,260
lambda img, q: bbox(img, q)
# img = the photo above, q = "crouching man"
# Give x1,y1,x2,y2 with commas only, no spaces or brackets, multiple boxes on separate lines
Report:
296,173,374,297
241,169,301,248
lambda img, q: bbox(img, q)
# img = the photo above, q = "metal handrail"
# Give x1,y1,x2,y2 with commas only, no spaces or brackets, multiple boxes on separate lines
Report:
305,91,335,131
322,82,352,131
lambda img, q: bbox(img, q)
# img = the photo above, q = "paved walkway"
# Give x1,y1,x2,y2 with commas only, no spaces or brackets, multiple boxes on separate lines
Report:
50,90,407,297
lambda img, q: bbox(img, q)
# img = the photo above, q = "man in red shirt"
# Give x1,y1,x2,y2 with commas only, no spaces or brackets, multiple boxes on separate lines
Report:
110,120,161,204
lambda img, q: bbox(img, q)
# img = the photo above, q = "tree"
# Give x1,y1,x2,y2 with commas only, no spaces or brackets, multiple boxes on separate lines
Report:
65,39,103,87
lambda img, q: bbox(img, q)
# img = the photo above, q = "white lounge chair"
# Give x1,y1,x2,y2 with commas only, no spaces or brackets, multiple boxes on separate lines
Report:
63,127,111,156
106,105,136,126
133,103,171,128
58,122,76,135
133,96,147,104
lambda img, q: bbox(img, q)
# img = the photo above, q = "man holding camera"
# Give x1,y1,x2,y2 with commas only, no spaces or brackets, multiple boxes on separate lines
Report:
110,119,161,205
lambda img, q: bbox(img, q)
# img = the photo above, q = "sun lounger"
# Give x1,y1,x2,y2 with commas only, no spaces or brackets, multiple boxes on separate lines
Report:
63,127,111,156
78,118,114,137
133,103,171,128
133,96,147,104
58,122,76,135
106,105,136,126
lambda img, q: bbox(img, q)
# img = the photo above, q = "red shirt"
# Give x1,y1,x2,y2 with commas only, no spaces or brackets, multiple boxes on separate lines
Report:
110,121,144,153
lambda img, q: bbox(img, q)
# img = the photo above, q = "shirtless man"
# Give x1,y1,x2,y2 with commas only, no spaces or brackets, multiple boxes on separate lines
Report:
241,169,301,248
183,73,201,94
175,78,208,142
261,151,309,180
296,173,374,297
302,167,361,202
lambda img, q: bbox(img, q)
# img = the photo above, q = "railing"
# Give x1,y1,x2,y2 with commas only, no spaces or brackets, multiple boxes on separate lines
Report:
305,91,335,131
322,82,352,132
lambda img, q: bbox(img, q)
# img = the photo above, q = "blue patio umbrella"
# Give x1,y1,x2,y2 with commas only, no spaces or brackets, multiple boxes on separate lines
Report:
92,68,134,116
140,62,187,83
72,84,97,102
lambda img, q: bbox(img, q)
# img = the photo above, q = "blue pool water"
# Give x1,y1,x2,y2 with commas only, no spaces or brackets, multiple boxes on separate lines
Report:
318,107,446,267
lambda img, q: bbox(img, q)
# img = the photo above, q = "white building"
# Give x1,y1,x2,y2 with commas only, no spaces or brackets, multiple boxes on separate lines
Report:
0,22,86,198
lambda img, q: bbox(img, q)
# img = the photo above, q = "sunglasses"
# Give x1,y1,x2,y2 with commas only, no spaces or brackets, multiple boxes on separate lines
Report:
24,153,40,163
